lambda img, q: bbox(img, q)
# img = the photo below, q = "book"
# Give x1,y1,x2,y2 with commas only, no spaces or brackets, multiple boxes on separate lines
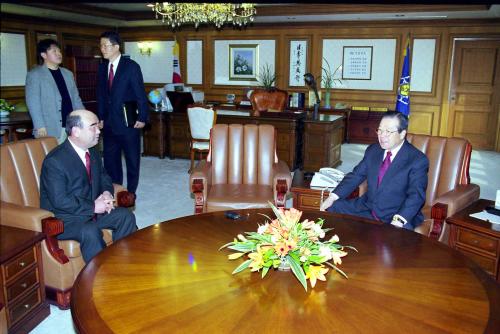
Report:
122,101,138,128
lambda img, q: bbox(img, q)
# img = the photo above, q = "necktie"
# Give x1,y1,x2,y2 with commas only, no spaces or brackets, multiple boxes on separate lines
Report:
85,152,92,183
108,63,114,90
377,151,392,186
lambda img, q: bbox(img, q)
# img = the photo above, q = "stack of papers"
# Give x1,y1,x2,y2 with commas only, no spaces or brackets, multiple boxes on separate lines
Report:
470,211,500,224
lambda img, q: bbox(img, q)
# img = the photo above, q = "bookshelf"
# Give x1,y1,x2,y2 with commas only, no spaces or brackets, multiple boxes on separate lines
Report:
64,44,101,113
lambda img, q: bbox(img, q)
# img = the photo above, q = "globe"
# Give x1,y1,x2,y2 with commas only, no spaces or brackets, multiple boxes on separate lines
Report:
148,89,163,108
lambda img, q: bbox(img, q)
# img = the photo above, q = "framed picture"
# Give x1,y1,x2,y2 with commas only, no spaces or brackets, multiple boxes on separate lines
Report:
289,40,307,86
342,46,373,80
229,44,258,81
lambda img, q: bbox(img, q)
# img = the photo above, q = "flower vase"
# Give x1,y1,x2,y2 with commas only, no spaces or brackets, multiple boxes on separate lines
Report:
324,90,331,109
278,256,291,271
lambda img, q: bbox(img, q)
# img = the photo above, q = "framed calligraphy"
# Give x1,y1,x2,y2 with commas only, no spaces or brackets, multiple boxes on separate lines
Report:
289,40,308,86
342,46,373,80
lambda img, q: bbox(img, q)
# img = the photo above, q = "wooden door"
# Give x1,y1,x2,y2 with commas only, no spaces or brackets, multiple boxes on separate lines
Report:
449,39,500,151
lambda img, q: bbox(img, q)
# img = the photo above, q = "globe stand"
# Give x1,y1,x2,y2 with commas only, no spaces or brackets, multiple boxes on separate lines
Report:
153,103,161,111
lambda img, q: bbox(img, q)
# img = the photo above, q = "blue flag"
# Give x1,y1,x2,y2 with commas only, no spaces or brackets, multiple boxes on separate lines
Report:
395,39,411,116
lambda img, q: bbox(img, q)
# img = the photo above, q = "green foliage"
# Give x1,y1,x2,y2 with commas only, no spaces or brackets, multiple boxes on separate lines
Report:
0,99,15,112
257,63,277,90
321,58,343,90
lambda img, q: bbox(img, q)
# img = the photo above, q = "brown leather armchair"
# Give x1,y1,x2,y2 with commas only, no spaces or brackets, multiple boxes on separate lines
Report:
0,137,134,309
406,134,480,242
356,134,479,242
250,88,288,116
189,124,292,213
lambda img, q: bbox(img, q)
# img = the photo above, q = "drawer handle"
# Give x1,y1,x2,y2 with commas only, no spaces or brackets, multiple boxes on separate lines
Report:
24,304,30,309
19,261,26,267
20,282,27,288
472,240,479,245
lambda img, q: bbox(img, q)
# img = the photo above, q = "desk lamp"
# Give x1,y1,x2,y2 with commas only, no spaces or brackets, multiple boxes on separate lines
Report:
304,73,320,120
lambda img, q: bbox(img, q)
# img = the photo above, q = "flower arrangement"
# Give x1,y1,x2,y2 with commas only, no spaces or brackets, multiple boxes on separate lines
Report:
220,203,356,291
321,58,343,90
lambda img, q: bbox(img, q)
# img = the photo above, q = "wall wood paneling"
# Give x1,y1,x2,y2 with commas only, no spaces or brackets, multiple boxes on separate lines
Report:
1,14,499,147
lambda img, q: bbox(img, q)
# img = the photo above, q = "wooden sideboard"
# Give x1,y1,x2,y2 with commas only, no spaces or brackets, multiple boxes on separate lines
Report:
0,225,49,333
447,199,500,282
142,109,346,171
0,112,33,144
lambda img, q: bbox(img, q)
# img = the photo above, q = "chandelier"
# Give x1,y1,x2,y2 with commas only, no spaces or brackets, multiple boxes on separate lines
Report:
147,3,256,28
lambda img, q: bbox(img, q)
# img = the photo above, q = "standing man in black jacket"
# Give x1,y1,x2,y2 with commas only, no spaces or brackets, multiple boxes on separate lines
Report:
97,31,149,197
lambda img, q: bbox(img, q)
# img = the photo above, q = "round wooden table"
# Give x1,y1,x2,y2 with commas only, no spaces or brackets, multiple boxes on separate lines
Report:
71,210,500,333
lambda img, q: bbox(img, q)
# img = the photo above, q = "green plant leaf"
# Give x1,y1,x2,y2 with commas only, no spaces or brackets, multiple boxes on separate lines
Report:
262,266,270,278
218,242,235,250
288,256,308,291
232,259,252,275
228,243,255,253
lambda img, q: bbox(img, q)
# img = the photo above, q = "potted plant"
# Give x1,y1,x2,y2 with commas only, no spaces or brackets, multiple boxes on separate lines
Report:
0,99,15,118
321,58,343,109
256,63,277,91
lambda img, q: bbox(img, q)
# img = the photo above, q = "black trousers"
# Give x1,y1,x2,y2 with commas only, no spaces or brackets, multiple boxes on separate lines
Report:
103,128,141,194
58,207,137,263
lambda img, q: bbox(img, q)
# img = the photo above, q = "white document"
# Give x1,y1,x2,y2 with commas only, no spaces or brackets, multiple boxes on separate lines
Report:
470,211,500,224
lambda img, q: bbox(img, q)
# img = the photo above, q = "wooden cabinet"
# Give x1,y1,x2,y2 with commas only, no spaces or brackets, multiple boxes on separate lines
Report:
347,109,384,144
142,111,169,158
447,199,500,282
0,226,49,333
303,114,344,172
65,45,101,114
291,170,331,211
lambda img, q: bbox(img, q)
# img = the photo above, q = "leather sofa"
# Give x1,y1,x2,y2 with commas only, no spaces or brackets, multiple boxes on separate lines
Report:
0,137,134,309
190,124,292,213
250,88,288,116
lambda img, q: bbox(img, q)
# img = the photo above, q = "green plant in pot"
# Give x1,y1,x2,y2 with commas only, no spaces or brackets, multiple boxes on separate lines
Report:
0,99,15,117
321,58,343,109
257,63,277,91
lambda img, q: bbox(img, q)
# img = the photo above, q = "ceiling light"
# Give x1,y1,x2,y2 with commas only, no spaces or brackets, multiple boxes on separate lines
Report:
147,3,257,29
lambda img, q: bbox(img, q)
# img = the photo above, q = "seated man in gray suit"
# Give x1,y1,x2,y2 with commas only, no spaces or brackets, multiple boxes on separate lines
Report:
320,111,429,230
26,39,84,143
40,109,137,263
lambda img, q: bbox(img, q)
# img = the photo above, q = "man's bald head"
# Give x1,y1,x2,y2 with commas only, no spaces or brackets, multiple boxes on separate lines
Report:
65,110,101,149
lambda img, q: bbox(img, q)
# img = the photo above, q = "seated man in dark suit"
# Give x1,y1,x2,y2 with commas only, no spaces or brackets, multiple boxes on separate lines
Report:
40,109,137,263
320,111,429,230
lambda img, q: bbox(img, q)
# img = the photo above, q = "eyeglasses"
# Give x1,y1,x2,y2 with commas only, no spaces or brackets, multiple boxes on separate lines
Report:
99,44,116,49
375,128,399,136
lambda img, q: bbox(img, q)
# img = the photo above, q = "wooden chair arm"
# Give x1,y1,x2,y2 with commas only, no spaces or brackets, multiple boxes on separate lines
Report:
41,217,69,264
116,190,135,207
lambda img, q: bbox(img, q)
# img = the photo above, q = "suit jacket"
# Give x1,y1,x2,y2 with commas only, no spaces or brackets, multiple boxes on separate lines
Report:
333,140,429,229
97,56,149,135
40,140,114,225
26,65,84,137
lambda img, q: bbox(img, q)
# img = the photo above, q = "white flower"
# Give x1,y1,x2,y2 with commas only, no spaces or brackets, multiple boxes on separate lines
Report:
257,223,269,235
242,65,247,71
300,256,307,262
329,234,340,243
235,66,242,73
270,235,278,243
319,245,332,261
312,224,325,238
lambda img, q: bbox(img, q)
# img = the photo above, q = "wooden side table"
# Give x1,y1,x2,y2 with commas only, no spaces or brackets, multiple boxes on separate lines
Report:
0,225,50,333
446,199,500,282
291,170,332,211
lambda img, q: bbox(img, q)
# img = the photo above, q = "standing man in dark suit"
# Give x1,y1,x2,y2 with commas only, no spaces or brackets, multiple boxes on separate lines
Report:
97,31,149,197
320,111,429,230
40,109,137,263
